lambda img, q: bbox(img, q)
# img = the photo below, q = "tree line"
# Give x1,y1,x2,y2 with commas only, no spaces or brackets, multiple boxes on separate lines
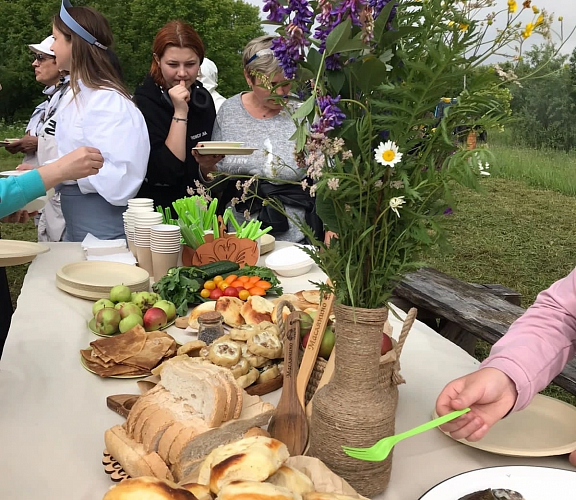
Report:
0,0,264,122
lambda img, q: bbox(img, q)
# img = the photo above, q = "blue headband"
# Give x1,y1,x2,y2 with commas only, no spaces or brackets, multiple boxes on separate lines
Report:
246,49,274,65
60,0,108,50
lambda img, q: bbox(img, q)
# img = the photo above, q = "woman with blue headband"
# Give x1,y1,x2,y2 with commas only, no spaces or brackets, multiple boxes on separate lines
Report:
49,1,150,241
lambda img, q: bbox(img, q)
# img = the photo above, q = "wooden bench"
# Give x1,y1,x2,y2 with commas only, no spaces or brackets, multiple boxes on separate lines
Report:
392,267,576,396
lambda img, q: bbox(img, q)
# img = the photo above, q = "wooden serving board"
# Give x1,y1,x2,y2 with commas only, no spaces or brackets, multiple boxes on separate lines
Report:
245,374,283,396
107,394,140,418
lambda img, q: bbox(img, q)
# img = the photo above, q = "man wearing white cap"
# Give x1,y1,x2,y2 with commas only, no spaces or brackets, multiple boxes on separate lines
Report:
5,35,71,242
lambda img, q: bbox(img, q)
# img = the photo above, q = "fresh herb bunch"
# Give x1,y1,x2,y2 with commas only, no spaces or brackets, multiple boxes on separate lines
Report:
152,267,207,316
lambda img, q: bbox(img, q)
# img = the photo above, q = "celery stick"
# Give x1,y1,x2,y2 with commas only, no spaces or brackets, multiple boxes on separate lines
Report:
254,226,273,239
229,211,242,233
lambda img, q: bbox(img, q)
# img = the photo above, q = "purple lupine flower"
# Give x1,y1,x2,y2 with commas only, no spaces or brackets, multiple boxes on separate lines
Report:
331,0,368,27
311,95,347,133
368,0,398,27
263,0,289,22
272,27,309,79
325,55,342,70
289,0,314,33
443,207,453,215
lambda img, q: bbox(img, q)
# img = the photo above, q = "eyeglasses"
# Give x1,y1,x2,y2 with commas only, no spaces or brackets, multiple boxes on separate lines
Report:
32,53,55,62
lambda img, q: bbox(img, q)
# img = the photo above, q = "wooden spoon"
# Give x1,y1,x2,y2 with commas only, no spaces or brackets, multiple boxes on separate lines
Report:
267,311,309,456
296,285,334,407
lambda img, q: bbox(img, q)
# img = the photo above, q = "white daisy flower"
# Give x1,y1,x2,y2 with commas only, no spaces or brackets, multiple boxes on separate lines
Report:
374,140,403,167
389,196,406,217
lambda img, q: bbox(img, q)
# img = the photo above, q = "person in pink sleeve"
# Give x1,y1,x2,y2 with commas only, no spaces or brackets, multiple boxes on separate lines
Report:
435,268,576,465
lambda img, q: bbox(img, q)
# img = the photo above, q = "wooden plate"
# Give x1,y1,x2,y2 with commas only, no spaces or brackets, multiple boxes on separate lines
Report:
434,393,576,457
0,240,50,267
57,261,149,287
56,277,149,301
259,234,275,255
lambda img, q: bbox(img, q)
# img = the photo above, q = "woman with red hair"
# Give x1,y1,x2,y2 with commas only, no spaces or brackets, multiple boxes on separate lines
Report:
134,20,223,213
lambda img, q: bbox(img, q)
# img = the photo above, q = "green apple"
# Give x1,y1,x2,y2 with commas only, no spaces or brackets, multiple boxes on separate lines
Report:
298,312,314,339
153,300,177,321
115,302,142,319
319,325,335,359
109,284,132,304
94,307,121,336
92,298,115,316
119,313,144,333
132,291,157,312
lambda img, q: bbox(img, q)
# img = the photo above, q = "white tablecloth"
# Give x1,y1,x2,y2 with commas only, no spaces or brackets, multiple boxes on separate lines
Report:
0,242,572,499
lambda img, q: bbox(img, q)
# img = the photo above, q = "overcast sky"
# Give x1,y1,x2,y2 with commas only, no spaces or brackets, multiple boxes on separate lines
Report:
245,0,576,56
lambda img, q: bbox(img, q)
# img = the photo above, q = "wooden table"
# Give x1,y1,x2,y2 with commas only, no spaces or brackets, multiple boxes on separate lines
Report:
0,242,572,500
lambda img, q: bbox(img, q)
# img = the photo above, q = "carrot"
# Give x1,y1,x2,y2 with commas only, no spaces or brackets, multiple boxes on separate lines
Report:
248,286,266,296
230,280,245,288
238,276,251,283
254,280,271,290
224,274,238,285
248,275,262,284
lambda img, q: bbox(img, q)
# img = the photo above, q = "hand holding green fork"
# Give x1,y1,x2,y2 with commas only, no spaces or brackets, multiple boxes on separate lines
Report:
342,408,471,462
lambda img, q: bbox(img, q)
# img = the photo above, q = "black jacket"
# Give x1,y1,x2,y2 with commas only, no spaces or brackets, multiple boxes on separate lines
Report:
134,74,216,214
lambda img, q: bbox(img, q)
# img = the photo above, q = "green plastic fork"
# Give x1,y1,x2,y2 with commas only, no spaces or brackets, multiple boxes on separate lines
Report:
342,408,471,462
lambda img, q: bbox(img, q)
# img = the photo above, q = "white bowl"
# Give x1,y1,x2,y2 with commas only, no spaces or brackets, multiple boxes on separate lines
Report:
265,245,314,277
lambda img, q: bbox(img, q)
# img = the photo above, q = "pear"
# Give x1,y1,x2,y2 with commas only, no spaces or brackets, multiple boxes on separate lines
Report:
93,298,115,317
94,307,121,336
109,284,131,304
119,313,144,333
132,292,157,313
153,300,177,321
115,302,142,319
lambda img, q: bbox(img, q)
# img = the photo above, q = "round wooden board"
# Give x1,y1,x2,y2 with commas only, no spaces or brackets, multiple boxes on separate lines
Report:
245,374,283,396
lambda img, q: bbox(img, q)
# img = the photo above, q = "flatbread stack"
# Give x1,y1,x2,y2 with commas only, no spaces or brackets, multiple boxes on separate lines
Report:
80,325,178,377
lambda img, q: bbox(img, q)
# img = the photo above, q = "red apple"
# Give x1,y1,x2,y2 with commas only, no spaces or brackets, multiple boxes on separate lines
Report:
302,332,310,349
143,307,168,332
381,334,393,355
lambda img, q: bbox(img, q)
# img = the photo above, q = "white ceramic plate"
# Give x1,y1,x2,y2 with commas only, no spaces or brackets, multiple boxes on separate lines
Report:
196,141,244,147
418,465,576,499
259,233,276,255
434,394,576,457
0,171,55,212
0,170,27,176
0,240,50,267
192,147,257,155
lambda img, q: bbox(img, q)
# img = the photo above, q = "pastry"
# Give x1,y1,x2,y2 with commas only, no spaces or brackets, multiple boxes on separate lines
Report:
247,331,283,359
236,367,260,388
177,340,207,357
241,343,269,368
208,340,242,368
256,364,280,384
229,323,260,342
229,357,250,378
102,477,196,499
266,465,315,495
217,481,301,500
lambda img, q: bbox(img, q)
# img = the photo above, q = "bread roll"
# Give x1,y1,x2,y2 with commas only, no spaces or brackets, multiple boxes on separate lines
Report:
180,482,213,500
198,435,289,493
240,296,274,324
242,427,270,439
215,297,245,327
303,494,361,500
229,324,260,342
102,477,197,500
266,466,315,495
247,331,282,359
216,481,302,500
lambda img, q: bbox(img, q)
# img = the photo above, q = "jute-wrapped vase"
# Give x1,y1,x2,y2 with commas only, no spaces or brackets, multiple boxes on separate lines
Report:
308,303,413,497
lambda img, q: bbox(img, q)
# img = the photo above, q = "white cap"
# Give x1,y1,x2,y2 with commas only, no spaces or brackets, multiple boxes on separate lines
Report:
28,36,55,56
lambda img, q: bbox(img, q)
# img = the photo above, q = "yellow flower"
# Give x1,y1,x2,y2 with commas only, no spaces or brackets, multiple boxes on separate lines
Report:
448,20,455,27
508,0,517,13
559,16,564,22
536,13,544,26
531,5,539,13
522,22,534,38
441,97,452,103
459,24,469,32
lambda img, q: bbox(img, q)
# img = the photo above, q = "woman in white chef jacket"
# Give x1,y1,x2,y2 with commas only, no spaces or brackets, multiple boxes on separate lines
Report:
49,0,150,241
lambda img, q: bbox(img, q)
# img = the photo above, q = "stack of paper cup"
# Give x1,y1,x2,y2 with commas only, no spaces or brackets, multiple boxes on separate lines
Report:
124,198,155,256
133,212,163,277
150,224,182,280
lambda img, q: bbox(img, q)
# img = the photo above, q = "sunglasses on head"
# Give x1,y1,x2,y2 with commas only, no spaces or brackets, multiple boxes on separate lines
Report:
33,53,55,62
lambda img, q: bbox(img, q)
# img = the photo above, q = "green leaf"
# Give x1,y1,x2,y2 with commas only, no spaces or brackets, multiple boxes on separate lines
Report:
325,18,352,56
306,47,323,75
373,0,399,42
315,195,339,233
353,57,390,95
327,69,346,95
291,95,316,119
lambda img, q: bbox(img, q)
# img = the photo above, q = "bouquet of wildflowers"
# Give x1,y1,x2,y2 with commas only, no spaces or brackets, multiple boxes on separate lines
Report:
217,0,569,309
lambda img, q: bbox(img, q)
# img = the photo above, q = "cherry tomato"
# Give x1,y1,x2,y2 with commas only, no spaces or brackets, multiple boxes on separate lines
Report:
235,286,246,293
209,288,224,300
224,274,238,285
218,281,230,291
213,275,224,284
249,286,266,296
238,290,250,301
204,280,216,290
200,289,211,298
230,280,245,288
254,280,272,290
223,287,239,297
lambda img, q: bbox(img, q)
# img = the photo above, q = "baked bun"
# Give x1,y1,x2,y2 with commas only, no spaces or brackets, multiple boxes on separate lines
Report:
102,477,197,500
215,297,245,327
198,436,289,493
188,302,217,329
178,340,207,357
208,340,242,368
259,322,280,337
217,481,302,500
247,331,283,359
229,324,260,342
242,427,271,439
266,466,315,495
256,364,280,384
241,343,268,368
240,296,274,325
236,366,260,388
229,357,250,378
180,482,212,500
303,494,361,500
